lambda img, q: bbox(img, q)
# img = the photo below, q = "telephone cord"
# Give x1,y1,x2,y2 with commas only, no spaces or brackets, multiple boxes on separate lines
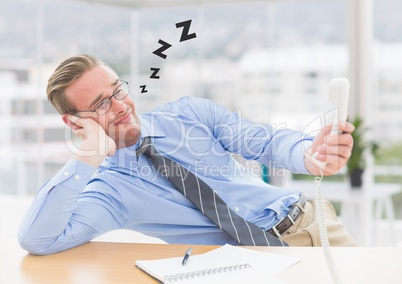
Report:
314,169,343,284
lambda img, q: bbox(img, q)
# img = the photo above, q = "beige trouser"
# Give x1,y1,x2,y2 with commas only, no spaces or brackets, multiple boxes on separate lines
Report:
281,199,359,247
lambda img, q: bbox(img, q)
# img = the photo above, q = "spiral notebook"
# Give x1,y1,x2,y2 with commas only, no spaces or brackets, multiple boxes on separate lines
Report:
135,244,300,283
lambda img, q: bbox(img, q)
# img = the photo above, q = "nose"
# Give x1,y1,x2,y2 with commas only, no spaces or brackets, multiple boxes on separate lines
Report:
110,96,126,115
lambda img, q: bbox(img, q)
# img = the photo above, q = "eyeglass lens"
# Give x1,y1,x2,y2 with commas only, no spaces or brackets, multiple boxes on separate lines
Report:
95,82,129,115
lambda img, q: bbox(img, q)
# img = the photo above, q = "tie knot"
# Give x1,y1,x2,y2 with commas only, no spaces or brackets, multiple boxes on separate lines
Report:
137,136,156,158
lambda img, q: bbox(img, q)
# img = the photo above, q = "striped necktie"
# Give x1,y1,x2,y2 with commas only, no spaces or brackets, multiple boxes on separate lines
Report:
137,137,287,246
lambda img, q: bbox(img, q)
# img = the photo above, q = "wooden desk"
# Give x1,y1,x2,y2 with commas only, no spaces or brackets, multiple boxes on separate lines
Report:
2,241,402,284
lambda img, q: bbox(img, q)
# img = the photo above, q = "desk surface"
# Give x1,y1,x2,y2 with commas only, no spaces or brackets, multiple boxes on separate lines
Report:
2,241,402,284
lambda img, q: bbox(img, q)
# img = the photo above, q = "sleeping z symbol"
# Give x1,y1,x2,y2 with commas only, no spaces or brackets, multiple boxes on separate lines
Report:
140,19,197,94
152,40,172,60
150,67,160,79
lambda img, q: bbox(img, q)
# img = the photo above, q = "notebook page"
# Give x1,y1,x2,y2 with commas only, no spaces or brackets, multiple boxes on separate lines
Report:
136,244,300,283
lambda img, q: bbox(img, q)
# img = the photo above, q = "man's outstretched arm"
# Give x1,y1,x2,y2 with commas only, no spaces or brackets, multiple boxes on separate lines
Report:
18,116,121,255
17,159,126,255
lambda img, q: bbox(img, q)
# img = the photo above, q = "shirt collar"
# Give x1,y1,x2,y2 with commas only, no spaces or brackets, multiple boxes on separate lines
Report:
138,115,167,140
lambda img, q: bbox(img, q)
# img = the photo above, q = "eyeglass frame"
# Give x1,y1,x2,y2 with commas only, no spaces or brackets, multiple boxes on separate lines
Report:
65,80,130,116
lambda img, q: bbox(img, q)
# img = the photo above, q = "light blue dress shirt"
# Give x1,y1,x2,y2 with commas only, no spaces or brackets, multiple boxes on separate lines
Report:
18,96,313,255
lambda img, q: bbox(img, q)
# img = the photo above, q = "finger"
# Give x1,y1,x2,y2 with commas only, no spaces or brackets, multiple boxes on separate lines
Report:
67,115,79,123
323,145,352,160
338,121,355,133
66,115,85,131
312,125,332,153
325,133,353,147
337,145,352,159
74,128,87,139
312,151,326,162
320,124,334,136
68,115,86,127
316,143,327,155
324,154,347,169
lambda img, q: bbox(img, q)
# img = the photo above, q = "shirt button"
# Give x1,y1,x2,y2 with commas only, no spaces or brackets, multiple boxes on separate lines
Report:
64,171,69,176
234,207,240,212
74,175,80,180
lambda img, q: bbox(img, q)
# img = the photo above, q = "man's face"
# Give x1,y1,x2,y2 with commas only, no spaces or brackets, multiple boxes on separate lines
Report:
64,65,141,148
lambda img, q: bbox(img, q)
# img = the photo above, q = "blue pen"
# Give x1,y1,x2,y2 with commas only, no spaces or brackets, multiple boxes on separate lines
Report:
182,247,192,266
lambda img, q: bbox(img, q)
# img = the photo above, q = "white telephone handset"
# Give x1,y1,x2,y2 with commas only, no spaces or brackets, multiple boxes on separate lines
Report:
312,78,349,284
328,78,350,132
312,78,350,168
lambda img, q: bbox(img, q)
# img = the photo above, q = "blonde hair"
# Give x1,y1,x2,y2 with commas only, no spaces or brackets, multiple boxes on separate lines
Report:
47,54,108,114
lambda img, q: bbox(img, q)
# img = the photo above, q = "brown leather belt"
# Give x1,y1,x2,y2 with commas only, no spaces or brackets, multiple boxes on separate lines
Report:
267,194,306,238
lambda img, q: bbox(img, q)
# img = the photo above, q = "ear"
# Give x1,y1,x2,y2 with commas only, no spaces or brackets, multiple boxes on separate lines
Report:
62,114,79,130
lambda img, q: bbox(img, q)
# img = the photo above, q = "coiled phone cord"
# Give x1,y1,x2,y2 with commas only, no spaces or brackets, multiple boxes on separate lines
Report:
314,169,343,284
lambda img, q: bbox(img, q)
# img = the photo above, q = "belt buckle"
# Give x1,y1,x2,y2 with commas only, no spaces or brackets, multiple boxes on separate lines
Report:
292,201,305,213
271,217,284,238
270,198,306,238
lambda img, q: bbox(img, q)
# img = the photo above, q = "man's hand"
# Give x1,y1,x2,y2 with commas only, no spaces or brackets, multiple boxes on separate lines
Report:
66,115,117,168
304,122,355,176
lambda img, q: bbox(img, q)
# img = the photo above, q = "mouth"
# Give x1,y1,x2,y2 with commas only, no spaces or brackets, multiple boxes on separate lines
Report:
114,110,132,125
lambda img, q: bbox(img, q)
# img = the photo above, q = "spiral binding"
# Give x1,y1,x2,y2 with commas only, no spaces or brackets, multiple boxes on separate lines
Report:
163,263,252,282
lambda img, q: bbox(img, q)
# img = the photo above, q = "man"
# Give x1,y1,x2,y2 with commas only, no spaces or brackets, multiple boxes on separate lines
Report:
18,54,357,255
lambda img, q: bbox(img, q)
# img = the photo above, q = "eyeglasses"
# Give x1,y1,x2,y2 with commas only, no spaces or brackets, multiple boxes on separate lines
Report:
66,80,130,116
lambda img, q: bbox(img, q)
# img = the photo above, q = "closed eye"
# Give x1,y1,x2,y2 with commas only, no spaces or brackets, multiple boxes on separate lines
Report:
95,99,108,109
